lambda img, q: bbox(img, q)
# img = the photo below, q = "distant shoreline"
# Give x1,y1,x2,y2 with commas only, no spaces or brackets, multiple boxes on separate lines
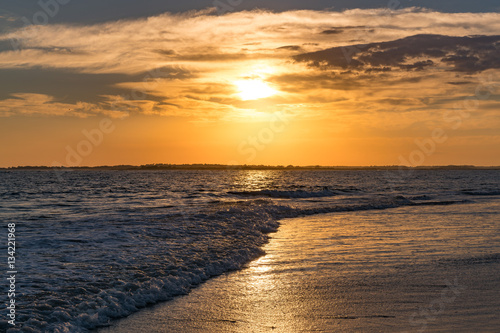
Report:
2,164,500,171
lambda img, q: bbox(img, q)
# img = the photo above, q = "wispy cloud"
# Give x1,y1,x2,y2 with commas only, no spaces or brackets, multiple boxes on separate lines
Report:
0,8,499,122
0,93,128,118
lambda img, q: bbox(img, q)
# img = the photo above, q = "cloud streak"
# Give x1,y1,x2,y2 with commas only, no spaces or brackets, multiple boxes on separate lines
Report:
0,8,499,122
294,34,500,73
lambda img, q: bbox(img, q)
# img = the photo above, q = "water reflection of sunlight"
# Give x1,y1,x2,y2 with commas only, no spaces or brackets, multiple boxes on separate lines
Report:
250,256,273,273
246,256,276,293
236,220,316,333
235,170,279,191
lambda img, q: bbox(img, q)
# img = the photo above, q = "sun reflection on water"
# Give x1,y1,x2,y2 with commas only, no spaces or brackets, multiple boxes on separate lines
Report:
234,170,281,191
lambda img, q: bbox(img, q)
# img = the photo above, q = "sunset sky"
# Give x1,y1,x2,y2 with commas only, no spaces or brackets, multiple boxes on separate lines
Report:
0,1,499,167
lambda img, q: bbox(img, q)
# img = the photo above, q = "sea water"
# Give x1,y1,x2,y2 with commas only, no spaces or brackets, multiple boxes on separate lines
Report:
0,169,498,332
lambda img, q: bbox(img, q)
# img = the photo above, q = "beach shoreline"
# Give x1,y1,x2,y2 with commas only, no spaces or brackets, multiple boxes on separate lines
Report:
97,202,500,332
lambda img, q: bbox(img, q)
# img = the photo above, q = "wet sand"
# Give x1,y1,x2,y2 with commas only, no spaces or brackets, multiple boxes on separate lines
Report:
98,203,500,332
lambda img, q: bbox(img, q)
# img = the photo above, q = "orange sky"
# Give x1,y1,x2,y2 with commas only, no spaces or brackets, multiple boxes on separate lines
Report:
0,9,499,167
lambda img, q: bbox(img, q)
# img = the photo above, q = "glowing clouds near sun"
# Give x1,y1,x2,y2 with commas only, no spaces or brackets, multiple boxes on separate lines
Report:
234,79,278,100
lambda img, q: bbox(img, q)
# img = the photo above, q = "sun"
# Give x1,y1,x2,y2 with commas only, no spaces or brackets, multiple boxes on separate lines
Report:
234,79,278,101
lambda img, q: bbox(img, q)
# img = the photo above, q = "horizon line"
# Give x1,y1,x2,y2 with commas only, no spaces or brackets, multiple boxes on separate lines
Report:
2,164,500,170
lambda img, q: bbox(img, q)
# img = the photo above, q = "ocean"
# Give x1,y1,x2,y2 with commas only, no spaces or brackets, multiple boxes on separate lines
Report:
1,169,499,332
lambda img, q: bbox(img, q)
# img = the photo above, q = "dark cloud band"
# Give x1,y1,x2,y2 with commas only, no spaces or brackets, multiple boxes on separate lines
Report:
294,34,500,73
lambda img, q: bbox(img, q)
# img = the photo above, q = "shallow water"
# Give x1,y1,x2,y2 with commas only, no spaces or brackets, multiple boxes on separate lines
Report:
100,201,500,332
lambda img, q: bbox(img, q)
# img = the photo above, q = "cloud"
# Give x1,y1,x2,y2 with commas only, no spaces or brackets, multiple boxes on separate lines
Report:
2,9,500,73
0,9,499,120
0,68,144,103
446,81,474,85
276,45,303,51
322,29,345,35
0,93,129,118
321,26,374,35
294,34,500,73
